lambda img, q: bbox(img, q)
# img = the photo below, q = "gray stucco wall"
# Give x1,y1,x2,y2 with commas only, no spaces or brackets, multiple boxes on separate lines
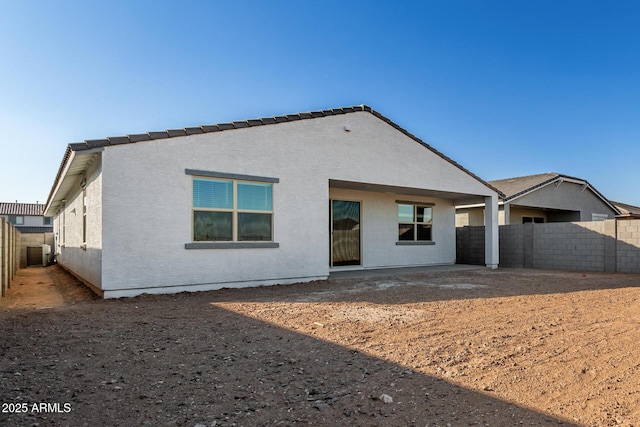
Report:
0,215,50,227
457,180,617,226
510,181,617,221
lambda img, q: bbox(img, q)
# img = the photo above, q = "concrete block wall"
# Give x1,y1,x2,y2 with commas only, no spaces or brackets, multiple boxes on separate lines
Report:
1,218,21,297
531,222,606,272
456,226,485,265
617,220,640,273
456,219,640,274
499,224,525,268
20,232,54,268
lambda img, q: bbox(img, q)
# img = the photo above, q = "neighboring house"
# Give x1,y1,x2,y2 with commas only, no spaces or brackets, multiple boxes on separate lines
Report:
0,202,54,267
456,172,619,226
44,105,501,298
612,201,640,220
0,202,53,233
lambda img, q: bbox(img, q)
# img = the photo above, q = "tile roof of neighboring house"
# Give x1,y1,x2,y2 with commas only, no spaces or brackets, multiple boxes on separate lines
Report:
489,173,561,200
488,172,619,214
16,225,53,234
0,202,45,216
45,105,504,213
611,201,640,218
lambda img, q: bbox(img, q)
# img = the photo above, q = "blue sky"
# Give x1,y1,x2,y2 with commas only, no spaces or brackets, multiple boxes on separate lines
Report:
1,0,639,206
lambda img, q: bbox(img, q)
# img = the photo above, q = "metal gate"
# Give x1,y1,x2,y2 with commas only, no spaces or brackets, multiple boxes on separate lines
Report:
27,246,43,266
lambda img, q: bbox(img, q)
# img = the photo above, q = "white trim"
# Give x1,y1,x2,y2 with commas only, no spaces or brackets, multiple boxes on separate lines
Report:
456,201,505,209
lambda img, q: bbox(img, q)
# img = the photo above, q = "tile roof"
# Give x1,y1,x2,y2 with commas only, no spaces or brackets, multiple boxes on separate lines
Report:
65,106,377,152
489,173,562,200
611,201,640,217
46,105,503,212
0,202,45,216
63,105,364,151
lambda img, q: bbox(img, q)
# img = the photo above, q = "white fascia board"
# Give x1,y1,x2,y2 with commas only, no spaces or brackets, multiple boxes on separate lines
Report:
44,150,77,217
456,201,505,209
557,177,586,185
44,147,103,216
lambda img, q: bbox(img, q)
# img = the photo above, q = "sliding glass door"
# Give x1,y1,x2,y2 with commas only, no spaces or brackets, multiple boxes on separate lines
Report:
331,200,361,267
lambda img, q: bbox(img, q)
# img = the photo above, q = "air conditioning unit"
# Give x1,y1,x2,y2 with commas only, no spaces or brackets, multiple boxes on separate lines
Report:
42,244,51,265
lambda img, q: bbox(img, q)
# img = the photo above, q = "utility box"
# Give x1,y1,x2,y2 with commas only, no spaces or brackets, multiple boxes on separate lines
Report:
42,244,51,265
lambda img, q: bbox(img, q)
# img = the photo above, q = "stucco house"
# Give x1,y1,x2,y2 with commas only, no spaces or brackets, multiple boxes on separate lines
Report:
0,202,53,233
44,105,501,298
612,201,640,220
0,202,54,267
456,172,619,226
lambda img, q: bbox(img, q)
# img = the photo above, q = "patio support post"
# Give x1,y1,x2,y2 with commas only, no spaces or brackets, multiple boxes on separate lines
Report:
503,203,510,225
484,195,499,269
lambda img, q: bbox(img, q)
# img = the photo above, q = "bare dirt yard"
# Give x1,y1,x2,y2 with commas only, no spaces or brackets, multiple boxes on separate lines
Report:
1,265,639,427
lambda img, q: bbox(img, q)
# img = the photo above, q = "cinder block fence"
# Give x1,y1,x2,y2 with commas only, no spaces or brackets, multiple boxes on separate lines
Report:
457,219,640,274
1,218,21,297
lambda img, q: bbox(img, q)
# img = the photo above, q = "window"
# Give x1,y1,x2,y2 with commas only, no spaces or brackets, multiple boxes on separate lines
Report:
43,217,52,225
398,203,433,241
591,213,608,221
192,177,273,242
8,215,24,225
522,217,544,224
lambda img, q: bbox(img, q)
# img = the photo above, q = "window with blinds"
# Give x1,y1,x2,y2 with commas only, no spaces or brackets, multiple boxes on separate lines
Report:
192,177,273,242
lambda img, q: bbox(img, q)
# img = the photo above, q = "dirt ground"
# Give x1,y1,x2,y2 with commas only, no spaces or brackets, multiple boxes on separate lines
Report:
1,266,639,427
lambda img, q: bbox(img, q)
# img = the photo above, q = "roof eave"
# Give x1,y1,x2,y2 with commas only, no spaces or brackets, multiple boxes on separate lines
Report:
44,147,102,216
44,105,503,213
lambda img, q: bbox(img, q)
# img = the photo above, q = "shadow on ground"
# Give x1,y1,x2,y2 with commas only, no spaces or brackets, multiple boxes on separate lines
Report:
0,292,576,426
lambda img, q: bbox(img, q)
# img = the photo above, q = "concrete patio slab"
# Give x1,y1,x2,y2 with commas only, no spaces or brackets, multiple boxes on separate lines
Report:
329,264,484,280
